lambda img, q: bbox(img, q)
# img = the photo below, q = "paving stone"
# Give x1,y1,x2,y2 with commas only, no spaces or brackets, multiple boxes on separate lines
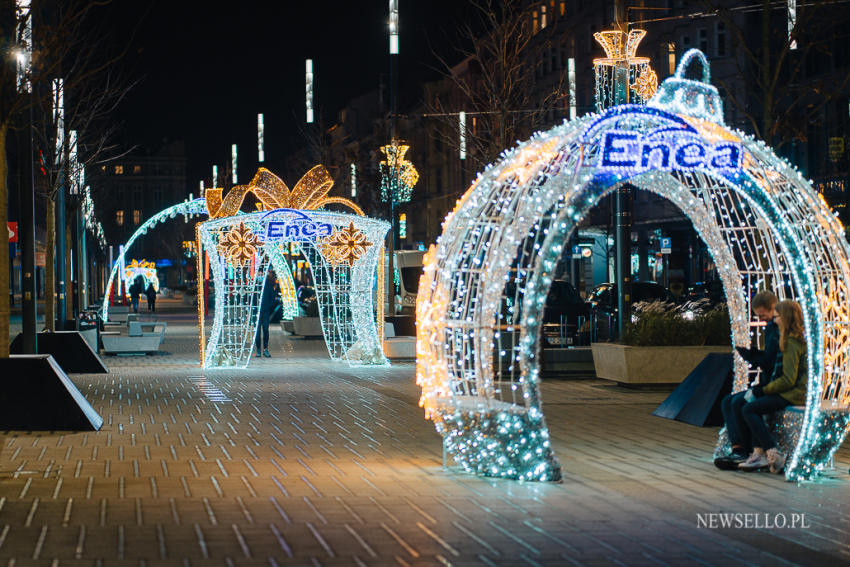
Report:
1,300,848,565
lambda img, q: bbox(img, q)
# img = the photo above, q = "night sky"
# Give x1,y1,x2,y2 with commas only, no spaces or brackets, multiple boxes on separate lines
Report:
106,1,471,190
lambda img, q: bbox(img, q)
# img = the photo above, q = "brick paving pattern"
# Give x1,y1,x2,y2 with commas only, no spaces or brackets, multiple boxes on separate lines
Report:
2,300,849,565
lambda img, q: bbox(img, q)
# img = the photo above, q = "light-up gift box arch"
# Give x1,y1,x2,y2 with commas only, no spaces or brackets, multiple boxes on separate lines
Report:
416,50,850,482
123,259,159,294
197,166,390,369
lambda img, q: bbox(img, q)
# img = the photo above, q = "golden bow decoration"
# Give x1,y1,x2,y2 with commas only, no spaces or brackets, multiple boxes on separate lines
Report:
205,165,363,218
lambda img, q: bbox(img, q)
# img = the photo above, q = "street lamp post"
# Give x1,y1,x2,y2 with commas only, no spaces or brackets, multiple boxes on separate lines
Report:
387,0,400,317
16,0,37,352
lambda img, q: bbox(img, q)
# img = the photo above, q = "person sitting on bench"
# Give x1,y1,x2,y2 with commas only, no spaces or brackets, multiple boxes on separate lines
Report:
737,299,808,474
715,290,779,470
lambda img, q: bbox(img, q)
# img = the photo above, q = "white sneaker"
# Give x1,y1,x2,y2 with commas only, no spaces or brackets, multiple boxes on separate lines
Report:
738,449,768,471
767,448,786,474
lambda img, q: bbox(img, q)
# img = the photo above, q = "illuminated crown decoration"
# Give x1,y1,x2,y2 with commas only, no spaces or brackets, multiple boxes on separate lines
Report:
205,165,363,219
593,29,658,111
648,49,725,125
380,142,419,204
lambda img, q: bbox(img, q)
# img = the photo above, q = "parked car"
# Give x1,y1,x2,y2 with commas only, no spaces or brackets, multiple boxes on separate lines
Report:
685,280,725,305
586,281,676,340
541,280,590,347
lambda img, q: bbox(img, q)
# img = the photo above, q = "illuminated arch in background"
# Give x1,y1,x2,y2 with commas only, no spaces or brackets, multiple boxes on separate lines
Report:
100,198,301,324
197,208,389,368
123,260,160,294
416,50,850,482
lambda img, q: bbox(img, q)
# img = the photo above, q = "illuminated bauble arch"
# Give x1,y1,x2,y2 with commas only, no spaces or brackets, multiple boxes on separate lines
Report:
416,50,850,482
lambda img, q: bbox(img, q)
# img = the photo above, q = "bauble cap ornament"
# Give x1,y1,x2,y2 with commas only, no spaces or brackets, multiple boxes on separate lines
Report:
648,49,725,125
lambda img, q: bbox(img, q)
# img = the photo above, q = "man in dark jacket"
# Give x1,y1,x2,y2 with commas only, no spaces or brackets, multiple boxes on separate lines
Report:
255,270,277,358
716,290,779,469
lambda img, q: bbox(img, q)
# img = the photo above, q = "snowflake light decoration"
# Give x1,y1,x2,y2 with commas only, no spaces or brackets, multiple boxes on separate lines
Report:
323,222,374,266
631,66,658,100
217,222,261,266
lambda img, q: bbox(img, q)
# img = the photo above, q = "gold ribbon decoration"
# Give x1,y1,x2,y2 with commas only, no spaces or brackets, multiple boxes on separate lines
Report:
205,165,363,218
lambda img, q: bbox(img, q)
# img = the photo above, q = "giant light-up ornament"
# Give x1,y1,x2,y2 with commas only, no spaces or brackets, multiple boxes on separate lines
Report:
416,50,850,482
198,166,389,369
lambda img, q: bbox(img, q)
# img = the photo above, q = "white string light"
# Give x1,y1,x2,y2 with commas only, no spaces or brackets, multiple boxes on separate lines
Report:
416,49,850,482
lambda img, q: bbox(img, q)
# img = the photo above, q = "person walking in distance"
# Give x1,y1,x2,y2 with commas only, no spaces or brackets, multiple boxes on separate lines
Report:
255,270,276,358
145,282,157,313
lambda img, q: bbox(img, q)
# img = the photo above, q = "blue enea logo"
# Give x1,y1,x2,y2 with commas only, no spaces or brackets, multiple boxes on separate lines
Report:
583,106,744,176
261,209,333,242
600,130,742,173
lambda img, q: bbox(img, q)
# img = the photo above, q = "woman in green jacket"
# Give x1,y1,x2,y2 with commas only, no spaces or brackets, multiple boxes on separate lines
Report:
738,300,808,474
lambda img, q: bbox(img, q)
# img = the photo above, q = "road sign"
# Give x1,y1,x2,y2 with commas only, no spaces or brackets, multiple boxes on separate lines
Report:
572,245,582,259
661,237,672,254
7,222,17,243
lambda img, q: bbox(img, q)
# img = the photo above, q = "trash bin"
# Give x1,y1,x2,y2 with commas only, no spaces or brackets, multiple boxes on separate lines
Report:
78,314,99,352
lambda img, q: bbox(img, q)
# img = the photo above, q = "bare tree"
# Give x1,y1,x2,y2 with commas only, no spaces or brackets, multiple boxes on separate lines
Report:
33,67,134,329
0,1,138,349
707,0,850,150
427,0,571,171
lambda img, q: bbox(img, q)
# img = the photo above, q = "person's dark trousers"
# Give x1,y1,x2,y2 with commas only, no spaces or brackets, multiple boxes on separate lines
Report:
255,314,270,350
151,299,156,313
741,394,792,450
721,391,751,452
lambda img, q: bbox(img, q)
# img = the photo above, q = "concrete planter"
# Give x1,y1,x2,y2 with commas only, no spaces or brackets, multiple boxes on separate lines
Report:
591,342,730,384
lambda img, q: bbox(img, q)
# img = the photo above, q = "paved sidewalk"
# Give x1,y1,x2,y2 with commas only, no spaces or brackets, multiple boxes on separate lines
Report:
1,308,848,566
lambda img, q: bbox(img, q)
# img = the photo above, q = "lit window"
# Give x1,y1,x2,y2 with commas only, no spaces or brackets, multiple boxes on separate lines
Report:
114,165,124,174
560,1,565,16
133,165,142,174
668,43,677,75
540,5,547,29
532,11,538,34
115,210,123,226
399,213,407,239
133,210,141,225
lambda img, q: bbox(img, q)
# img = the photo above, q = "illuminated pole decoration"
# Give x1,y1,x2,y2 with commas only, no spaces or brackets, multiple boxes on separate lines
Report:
593,27,657,339
198,166,386,369
15,0,31,92
389,0,399,55
458,111,466,160
257,113,265,162
593,29,657,112
232,144,238,184
380,142,418,204
416,50,850,482
305,59,314,123
350,163,357,197
788,0,797,50
568,58,577,120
